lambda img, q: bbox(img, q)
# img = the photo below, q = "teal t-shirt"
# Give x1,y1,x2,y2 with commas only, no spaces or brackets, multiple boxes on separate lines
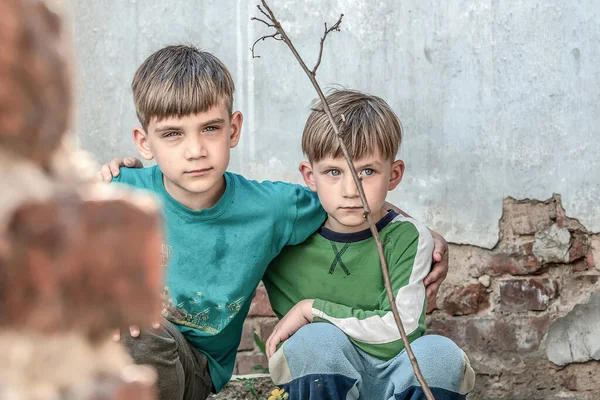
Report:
113,166,325,391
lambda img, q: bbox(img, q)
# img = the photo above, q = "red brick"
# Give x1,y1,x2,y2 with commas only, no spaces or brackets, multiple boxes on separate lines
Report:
248,283,275,317
258,318,279,342
558,362,600,392
235,352,268,375
572,259,588,272
515,315,550,351
465,318,515,353
486,243,543,277
463,316,548,353
0,194,163,339
569,235,589,263
426,316,466,347
442,283,489,316
500,197,556,237
239,321,256,351
499,278,557,312
589,236,600,270
0,0,71,165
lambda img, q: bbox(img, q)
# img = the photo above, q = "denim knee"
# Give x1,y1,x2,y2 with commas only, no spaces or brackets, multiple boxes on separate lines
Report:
409,335,474,393
285,323,351,354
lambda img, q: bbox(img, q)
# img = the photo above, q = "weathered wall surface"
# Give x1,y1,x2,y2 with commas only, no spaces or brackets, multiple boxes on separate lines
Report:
70,0,600,248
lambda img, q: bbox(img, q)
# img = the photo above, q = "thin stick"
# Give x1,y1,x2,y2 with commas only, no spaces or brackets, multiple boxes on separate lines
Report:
312,15,343,75
250,31,283,59
252,2,435,399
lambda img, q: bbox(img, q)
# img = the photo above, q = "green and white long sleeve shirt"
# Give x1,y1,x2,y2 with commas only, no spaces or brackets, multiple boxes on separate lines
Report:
264,210,434,360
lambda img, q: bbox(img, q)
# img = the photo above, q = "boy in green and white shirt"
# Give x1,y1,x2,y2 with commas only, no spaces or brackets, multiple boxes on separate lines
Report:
263,89,474,400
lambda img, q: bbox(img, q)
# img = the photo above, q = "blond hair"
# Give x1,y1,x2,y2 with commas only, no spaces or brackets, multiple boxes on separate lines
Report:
302,89,402,163
132,45,234,130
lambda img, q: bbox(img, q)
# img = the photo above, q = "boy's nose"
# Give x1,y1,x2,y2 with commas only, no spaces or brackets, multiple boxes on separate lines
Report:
342,175,359,198
184,138,207,160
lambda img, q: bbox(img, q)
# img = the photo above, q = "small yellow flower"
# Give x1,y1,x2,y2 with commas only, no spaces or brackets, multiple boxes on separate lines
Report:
268,388,287,400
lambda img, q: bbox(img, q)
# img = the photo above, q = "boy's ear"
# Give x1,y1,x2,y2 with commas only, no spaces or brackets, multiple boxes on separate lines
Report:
229,111,243,148
388,159,405,191
132,127,154,161
298,161,317,192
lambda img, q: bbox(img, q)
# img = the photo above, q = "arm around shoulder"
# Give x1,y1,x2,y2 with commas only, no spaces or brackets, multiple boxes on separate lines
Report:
286,185,325,246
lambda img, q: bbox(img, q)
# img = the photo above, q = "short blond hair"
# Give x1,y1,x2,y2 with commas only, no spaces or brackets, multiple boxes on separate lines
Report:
302,89,402,163
132,45,235,130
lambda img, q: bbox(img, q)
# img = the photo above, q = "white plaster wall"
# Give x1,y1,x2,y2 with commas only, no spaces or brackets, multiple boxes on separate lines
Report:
70,0,600,248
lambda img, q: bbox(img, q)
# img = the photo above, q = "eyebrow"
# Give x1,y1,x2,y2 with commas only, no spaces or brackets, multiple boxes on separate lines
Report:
154,125,184,133
317,160,382,171
154,118,226,133
199,118,226,127
355,161,383,169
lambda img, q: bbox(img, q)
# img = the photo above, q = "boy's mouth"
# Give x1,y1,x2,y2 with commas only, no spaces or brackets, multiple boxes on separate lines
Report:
185,168,213,176
339,206,363,211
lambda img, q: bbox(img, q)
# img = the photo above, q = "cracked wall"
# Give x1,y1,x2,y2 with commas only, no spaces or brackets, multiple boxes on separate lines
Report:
427,195,600,399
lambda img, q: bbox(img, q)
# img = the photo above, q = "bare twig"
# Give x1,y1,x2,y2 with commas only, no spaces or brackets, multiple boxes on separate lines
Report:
250,31,283,59
251,16,275,27
251,2,435,399
312,14,343,75
257,5,272,22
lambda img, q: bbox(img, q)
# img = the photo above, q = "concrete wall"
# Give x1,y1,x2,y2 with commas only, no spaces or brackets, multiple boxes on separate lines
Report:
70,0,600,248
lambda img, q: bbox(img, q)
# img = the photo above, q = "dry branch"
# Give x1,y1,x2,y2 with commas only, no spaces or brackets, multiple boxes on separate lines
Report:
251,2,435,399
312,14,343,74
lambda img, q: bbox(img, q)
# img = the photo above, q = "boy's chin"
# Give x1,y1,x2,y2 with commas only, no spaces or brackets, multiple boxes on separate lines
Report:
326,216,370,233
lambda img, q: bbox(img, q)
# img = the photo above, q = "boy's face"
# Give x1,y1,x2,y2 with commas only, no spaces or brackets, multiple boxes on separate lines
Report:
300,149,404,233
132,102,242,208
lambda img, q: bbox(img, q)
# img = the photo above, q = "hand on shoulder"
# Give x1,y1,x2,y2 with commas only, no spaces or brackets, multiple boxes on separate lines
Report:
99,157,143,182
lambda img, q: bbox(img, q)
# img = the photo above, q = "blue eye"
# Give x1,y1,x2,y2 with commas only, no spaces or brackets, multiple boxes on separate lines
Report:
164,131,181,138
204,126,218,133
327,169,341,176
362,168,374,176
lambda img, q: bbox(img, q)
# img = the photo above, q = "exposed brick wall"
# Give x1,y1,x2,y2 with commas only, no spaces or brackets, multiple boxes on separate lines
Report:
239,195,600,399
235,283,278,374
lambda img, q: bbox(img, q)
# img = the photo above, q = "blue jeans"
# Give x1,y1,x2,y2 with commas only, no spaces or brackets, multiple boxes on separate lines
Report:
269,323,474,400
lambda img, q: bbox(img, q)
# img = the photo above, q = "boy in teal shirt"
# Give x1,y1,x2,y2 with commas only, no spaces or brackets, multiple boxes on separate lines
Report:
110,44,326,398
263,90,474,399
101,45,449,400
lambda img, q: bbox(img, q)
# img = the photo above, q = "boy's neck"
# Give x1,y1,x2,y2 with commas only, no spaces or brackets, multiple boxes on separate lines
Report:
163,175,226,211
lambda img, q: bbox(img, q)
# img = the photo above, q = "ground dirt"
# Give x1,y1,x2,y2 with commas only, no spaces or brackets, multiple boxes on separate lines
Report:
210,376,274,400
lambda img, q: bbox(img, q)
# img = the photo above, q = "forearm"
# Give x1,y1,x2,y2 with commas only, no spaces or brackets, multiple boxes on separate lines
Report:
312,297,424,342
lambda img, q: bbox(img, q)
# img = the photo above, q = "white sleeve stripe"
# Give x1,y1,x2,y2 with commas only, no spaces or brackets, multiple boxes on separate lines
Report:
313,215,434,345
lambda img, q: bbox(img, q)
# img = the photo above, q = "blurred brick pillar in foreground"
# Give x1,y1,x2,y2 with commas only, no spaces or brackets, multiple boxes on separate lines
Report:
0,0,163,398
